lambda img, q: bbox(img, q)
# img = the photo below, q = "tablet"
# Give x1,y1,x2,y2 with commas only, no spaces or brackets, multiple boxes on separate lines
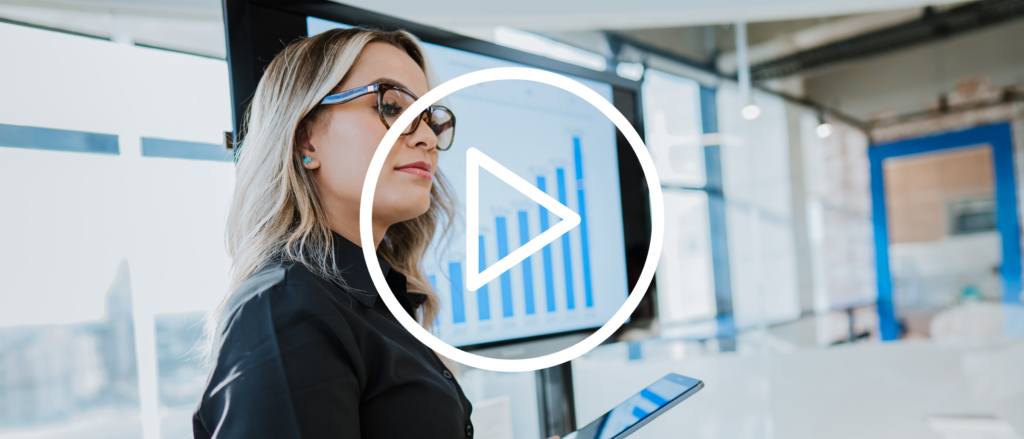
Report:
564,373,704,439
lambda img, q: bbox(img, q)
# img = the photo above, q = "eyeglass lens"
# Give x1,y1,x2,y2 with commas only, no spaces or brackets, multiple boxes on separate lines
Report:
428,107,454,150
380,88,454,150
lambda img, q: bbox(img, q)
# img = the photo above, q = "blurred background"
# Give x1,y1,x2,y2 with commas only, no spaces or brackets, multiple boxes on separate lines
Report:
1,0,1023,438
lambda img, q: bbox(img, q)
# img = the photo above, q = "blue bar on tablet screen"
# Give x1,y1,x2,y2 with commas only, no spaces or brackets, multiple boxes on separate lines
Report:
631,406,648,420
640,389,668,406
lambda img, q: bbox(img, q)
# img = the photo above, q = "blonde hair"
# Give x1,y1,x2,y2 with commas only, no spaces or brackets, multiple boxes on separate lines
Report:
202,27,455,364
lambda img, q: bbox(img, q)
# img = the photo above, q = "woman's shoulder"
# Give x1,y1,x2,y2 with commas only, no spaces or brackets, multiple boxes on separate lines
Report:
216,262,352,340
196,263,369,437
222,263,289,318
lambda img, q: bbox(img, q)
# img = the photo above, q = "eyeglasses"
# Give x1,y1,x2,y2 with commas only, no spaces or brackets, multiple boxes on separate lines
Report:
319,82,456,151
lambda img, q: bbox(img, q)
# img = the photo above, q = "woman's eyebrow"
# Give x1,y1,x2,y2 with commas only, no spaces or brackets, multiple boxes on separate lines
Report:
370,77,408,90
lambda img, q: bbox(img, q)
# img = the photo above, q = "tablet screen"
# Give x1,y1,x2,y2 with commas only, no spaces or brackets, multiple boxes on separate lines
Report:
573,374,701,439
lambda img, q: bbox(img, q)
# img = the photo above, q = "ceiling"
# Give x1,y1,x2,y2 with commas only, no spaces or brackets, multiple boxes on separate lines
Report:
1,0,968,30
0,0,987,89
333,0,962,31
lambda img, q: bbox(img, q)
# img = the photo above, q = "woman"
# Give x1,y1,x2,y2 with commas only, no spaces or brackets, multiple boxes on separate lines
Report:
192,27,469,438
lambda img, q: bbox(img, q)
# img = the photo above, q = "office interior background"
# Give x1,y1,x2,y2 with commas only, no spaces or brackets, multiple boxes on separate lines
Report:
1,0,1023,438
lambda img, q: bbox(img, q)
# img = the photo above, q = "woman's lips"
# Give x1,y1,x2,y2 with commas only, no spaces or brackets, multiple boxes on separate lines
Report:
395,161,433,180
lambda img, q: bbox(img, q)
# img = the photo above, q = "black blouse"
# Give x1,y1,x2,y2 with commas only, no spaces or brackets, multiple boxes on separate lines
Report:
192,233,474,438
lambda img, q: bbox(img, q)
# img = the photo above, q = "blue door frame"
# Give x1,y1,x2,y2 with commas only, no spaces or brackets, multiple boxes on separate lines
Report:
869,122,1022,340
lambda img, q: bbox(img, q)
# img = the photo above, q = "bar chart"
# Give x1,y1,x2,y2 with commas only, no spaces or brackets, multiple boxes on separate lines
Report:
426,133,627,347
412,40,629,348
448,139,592,317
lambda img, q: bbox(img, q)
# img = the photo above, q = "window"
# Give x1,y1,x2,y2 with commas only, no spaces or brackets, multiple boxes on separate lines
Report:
0,22,231,438
642,70,716,324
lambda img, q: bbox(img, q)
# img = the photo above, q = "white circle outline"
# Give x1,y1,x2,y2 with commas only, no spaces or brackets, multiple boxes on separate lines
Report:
360,67,664,372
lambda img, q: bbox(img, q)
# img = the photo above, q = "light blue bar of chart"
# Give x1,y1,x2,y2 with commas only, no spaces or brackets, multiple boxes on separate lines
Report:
537,176,556,312
495,217,514,318
631,406,648,420
640,389,669,406
574,137,594,307
478,235,491,321
557,168,576,310
448,263,465,324
518,211,537,315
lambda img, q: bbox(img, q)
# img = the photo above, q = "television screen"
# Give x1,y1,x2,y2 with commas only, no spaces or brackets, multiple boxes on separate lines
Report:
309,18,631,348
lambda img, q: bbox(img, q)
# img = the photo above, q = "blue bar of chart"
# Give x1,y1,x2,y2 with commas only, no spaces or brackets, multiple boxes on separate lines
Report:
495,217,514,318
632,406,648,420
640,389,668,406
518,210,536,315
477,235,491,321
449,263,465,324
537,176,557,312
574,137,594,308
556,168,576,310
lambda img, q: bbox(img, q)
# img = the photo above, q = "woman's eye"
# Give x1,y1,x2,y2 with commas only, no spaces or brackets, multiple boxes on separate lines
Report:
380,101,403,117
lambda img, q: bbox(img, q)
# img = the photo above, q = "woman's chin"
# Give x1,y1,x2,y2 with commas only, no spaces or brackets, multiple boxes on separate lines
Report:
380,199,431,224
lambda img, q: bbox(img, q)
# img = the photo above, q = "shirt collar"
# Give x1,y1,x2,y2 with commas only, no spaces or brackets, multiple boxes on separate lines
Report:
331,232,427,316
331,232,392,307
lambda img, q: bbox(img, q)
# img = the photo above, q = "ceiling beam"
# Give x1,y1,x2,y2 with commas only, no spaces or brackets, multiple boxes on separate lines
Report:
751,0,1024,80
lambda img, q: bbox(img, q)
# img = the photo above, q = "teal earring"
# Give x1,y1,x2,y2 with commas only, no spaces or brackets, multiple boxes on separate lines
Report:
302,156,311,164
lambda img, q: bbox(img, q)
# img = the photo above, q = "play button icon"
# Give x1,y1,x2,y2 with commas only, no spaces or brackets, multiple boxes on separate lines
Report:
465,147,581,292
360,67,662,372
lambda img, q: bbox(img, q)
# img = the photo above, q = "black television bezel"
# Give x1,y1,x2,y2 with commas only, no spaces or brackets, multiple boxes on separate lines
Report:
222,0,657,351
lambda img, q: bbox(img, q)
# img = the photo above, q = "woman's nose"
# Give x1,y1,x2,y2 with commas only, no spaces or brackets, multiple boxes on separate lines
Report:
407,112,438,150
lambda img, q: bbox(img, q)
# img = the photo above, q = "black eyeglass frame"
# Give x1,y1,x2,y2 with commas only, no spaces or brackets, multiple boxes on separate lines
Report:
319,82,456,151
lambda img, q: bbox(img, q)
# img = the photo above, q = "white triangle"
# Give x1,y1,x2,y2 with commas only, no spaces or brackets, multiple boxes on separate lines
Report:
466,147,581,292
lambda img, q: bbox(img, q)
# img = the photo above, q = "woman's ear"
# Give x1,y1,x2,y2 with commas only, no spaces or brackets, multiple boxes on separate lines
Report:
296,125,320,170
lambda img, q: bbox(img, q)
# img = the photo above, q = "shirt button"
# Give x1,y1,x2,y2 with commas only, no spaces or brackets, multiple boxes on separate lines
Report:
443,369,453,379
465,423,473,437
